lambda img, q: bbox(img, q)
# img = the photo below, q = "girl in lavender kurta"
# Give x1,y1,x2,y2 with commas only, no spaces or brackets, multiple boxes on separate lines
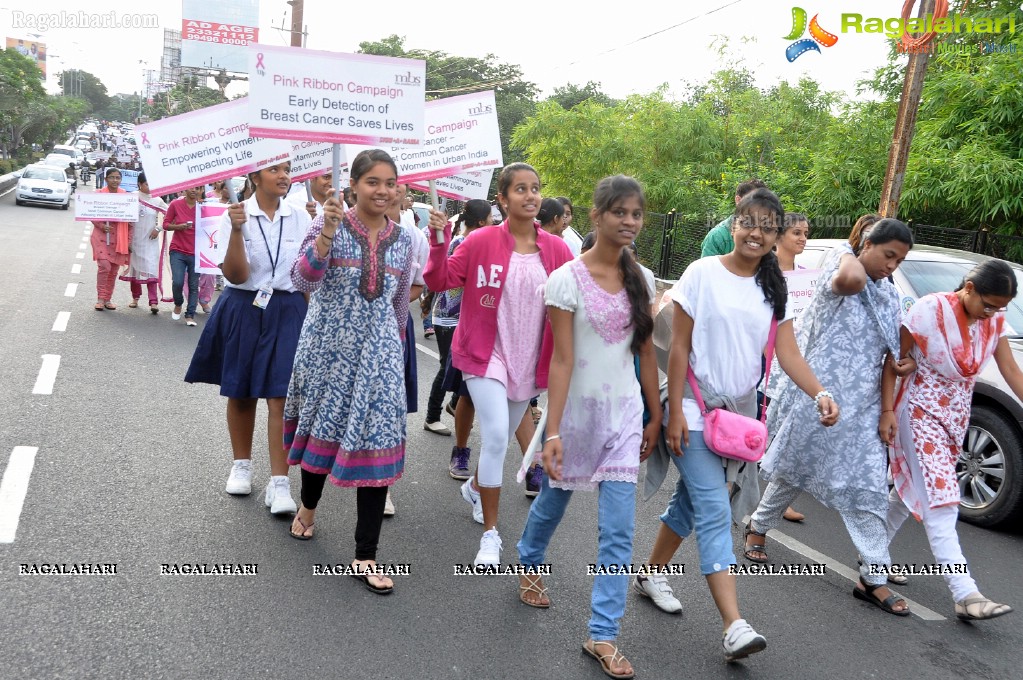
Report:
515,176,662,680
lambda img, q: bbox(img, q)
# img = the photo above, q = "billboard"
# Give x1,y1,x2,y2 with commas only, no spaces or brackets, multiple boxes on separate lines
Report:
180,0,258,73
6,38,46,77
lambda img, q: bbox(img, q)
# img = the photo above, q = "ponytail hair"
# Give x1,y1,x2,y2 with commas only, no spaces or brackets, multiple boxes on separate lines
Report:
735,188,787,320
591,174,653,354
537,197,565,226
956,259,1019,298
456,199,492,232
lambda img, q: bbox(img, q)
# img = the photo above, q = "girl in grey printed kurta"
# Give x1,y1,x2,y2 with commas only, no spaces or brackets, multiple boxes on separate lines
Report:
749,219,917,616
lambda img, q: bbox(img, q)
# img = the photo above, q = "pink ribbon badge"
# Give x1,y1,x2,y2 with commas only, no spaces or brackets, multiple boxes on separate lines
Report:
255,53,266,70
140,132,149,145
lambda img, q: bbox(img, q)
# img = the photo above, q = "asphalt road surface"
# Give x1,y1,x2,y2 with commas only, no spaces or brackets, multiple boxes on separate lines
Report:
2,184,1022,679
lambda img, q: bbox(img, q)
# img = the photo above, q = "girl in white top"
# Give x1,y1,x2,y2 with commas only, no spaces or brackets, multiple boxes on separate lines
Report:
123,172,166,313
185,162,312,516
639,188,839,662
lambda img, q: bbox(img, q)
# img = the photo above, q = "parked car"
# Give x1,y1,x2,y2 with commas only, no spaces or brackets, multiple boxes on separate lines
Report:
50,144,84,164
651,240,1023,529
15,164,71,209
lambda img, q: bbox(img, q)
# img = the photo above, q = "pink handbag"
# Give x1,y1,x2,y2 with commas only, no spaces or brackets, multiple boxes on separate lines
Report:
686,318,777,463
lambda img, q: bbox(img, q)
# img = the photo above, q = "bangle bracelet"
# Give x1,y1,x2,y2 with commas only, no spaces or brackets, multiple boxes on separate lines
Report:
882,409,894,413
544,434,561,443
813,390,834,408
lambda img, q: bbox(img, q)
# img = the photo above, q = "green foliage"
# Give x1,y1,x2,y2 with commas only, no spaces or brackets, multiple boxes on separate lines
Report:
548,81,618,110
57,69,109,111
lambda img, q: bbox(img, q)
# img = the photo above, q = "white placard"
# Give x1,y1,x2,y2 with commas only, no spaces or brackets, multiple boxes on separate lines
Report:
349,91,503,184
197,203,231,274
409,169,494,202
785,269,821,318
135,99,292,196
75,193,138,222
290,141,347,184
247,44,426,146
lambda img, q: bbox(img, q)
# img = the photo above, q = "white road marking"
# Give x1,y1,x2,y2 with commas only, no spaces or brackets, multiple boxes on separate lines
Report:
64,283,78,297
71,264,81,274
769,529,945,621
75,252,84,259
78,243,86,250
52,312,70,332
416,344,440,360
32,355,61,395
0,447,39,543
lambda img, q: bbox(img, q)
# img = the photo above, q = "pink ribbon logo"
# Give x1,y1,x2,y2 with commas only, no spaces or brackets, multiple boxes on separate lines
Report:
140,132,149,147
255,53,266,74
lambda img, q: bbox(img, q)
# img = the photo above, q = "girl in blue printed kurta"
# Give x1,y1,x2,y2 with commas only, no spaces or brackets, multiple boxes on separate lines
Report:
283,150,445,595
515,176,662,680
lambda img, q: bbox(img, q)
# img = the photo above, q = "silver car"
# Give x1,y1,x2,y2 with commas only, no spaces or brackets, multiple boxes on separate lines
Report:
652,240,1023,530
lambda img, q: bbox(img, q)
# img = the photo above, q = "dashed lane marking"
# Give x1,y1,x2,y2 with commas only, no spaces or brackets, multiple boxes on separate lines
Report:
75,252,84,259
32,355,61,395
52,312,70,332
71,264,81,274
0,447,39,543
416,344,440,360
64,283,77,297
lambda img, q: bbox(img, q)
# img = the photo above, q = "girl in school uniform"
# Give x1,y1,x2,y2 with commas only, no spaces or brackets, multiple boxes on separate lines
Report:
424,163,574,567
515,175,662,679
184,162,311,515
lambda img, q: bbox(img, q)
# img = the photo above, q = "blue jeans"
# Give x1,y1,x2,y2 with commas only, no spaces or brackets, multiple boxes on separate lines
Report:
659,430,736,575
518,473,636,640
169,250,199,317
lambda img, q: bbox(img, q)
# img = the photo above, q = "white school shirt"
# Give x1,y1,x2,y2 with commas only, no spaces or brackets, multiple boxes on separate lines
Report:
403,221,429,287
222,194,312,293
670,256,793,430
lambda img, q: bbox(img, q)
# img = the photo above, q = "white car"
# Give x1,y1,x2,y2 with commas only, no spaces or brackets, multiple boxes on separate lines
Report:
16,164,71,209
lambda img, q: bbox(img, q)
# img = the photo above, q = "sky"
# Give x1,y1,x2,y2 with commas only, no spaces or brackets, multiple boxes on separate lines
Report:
2,0,915,104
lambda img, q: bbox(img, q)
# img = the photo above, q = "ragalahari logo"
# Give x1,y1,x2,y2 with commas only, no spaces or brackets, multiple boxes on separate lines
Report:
784,7,839,62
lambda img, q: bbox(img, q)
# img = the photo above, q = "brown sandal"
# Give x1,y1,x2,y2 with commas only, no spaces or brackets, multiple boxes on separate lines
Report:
128,299,139,308
582,640,634,679
518,574,550,608
289,515,314,540
104,302,117,310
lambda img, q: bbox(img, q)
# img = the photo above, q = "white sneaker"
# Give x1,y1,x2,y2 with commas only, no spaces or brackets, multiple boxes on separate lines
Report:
225,460,252,495
474,529,502,567
423,420,452,436
264,476,297,514
460,477,484,525
383,491,395,517
633,573,683,614
722,619,767,662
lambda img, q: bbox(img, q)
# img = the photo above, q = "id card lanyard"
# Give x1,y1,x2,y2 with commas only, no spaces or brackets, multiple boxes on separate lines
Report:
253,214,283,310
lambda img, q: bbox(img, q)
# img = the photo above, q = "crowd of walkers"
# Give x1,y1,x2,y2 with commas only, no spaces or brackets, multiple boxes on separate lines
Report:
86,154,1018,678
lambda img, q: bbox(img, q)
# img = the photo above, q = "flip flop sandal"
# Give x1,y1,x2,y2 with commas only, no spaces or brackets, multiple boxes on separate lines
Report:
94,303,105,311
743,523,769,564
853,579,910,616
518,574,550,609
582,640,634,680
350,563,393,595
289,515,314,540
128,300,138,308
104,303,117,310
150,305,159,314
956,594,1013,621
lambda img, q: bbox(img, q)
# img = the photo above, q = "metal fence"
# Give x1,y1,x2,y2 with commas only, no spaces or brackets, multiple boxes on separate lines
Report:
434,197,1023,280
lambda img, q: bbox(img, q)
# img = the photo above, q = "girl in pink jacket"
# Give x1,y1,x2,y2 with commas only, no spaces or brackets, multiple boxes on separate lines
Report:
424,163,574,567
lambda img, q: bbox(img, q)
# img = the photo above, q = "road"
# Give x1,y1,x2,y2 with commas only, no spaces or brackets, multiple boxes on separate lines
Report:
1,184,1021,679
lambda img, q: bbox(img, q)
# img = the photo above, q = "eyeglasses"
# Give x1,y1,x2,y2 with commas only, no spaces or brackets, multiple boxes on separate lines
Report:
979,296,1008,314
735,217,779,236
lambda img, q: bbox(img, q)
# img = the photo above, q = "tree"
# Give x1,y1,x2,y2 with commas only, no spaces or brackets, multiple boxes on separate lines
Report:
549,81,617,110
57,69,109,111
145,75,227,120
0,48,46,157
358,35,539,184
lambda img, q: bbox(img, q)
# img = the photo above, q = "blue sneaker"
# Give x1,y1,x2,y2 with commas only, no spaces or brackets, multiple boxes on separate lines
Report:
525,464,543,498
449,447,471,480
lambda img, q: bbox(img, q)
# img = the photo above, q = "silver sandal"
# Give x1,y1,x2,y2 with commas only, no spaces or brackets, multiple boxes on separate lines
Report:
956,594,1013,621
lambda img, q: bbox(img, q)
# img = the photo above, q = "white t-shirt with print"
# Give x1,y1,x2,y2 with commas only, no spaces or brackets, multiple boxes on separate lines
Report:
670,256,792,430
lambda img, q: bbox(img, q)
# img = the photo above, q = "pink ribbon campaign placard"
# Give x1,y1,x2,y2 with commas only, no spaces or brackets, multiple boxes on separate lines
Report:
74,192,139,222
135,99,292,196
348,91,503,184
247,44,426,146
409,169,494,202
289,141,347,184
197,203,231,274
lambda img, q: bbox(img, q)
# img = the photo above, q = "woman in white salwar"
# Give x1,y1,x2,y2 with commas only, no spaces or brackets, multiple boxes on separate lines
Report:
121,172,166,314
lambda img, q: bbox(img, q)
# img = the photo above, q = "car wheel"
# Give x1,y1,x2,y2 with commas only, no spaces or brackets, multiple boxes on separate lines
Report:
61,201,69,210
15,198,24,206
957,405,1023,528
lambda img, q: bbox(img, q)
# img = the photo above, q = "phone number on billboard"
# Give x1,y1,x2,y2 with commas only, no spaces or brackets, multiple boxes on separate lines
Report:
185,35,253,45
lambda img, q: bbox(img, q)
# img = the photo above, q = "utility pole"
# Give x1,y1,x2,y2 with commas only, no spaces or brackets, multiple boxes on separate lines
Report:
878,0,938,219
287,0,307,47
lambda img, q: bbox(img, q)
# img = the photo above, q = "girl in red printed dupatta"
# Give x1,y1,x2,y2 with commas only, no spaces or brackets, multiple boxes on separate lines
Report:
886,259,1022,621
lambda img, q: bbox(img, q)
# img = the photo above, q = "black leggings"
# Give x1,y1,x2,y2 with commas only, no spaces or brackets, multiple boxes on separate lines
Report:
300,469,389,560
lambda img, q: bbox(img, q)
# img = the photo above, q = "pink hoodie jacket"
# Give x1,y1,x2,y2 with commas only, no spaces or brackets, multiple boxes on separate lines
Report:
424,220,574,389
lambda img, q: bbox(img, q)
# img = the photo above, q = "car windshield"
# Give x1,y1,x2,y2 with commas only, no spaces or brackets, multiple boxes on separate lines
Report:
900,260,1023,336
24,168,66,182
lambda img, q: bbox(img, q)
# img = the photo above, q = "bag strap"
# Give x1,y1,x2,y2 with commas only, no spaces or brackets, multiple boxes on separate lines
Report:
687,315,779,420
759,316,779,424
